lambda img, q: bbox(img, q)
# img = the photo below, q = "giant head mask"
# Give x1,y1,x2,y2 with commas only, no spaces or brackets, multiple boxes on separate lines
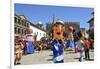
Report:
52,20,65,40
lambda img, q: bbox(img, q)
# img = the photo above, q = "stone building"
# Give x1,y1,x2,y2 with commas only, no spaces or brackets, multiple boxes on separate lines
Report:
87,12,94,39
64,22,80,32
88,12,94,30
14,14,29,37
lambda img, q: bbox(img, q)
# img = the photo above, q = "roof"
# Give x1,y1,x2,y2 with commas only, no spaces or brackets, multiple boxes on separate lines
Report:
19,15,27,20
29,22,46,32
88,18,94,23
15,14,46,32
15,14,27,20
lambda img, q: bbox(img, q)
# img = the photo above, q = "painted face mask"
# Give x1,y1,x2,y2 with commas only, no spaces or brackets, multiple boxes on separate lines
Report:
52,22,65,41
52,21,65,63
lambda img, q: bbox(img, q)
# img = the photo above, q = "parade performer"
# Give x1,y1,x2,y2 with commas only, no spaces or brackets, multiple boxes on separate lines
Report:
51,20,65,63
27,29,35,54
66,26,74,49
14,37,24,65
21,35,27,55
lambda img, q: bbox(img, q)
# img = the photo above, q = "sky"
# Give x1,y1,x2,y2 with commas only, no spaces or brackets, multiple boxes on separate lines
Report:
15,3,94,29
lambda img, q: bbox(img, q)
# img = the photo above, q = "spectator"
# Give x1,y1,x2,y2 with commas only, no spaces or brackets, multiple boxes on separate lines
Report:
84,38,90,60
77,31,85,62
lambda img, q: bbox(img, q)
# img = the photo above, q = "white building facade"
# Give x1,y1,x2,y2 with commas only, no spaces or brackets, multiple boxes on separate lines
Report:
29,23,46,41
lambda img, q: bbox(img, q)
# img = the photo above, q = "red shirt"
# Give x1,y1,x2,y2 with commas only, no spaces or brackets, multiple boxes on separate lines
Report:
85,40,90,48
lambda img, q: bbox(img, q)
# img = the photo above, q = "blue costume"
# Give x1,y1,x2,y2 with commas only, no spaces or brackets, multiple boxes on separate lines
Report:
66,33,74,48
67,40,74,48
27,41,35,54
52,40,64,63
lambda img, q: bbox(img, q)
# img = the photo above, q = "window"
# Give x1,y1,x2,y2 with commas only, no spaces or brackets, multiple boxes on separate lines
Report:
15,27,17,34
25,29,27,34
20,19,24,25
23,20,25,26
21,20,24,26
22,20,24,26
43,33,45,37
27,23,29,27
18,19,20,24
24,20,27,26
37,32,38,35
18,28,20,34
22,29,23,34
15,17,17,23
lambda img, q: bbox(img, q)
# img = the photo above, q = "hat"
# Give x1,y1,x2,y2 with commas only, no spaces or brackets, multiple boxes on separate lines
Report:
54,20,64,26
56,20,64,24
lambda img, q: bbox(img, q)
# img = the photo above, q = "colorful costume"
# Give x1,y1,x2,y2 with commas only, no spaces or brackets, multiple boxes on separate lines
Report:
66,26,74,48
27,41,35,54
27,29,35,54
15,43,23,65
52,40,64,63
52,20,65,63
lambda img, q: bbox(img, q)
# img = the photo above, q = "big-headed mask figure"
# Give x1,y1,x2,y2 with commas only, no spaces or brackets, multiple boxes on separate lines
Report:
27,29,35,54
52,20,65,63
52,21,65,41
66,26,74,48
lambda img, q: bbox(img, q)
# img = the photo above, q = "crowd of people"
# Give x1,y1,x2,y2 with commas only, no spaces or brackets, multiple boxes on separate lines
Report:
64,27,94,62
14,35,50,65
14,27,94,65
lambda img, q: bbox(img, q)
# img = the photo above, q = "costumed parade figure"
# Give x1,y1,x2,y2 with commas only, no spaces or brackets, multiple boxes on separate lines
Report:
27,29,35,54
66,26,74,49
14,37,24,65
52,20,65,63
